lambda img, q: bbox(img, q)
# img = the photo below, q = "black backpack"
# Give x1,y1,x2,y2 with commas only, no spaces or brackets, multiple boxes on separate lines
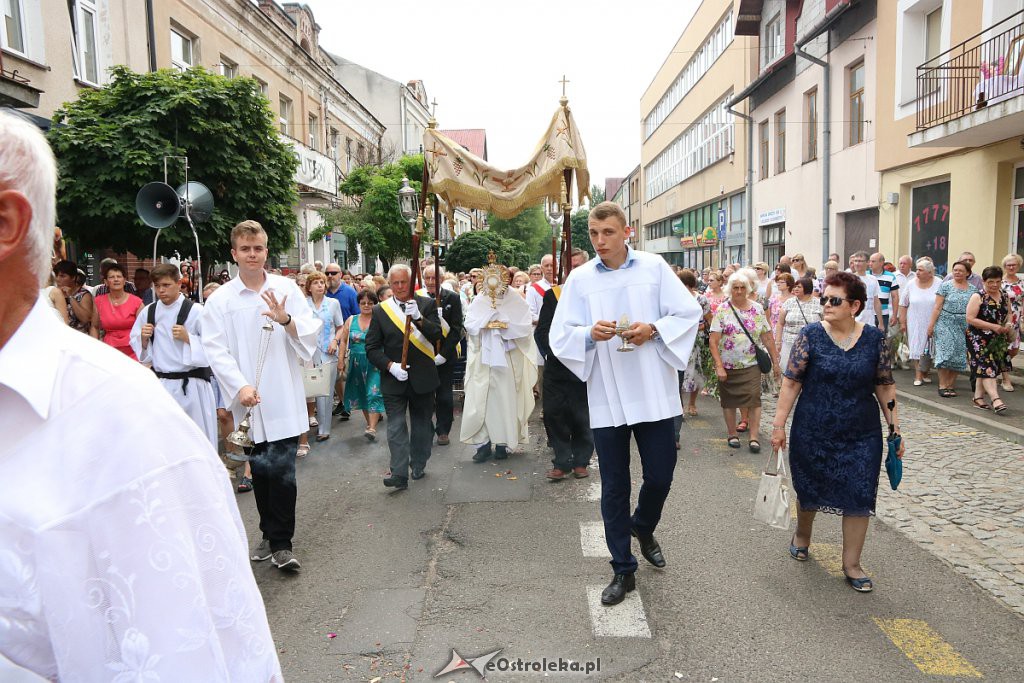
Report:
146,297,194,329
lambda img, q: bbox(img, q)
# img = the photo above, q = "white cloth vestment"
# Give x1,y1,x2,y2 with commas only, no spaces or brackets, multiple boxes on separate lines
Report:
201,273,321,443
550,248,703,428
0,300,282,681
460,288,538,448
129,294,218,446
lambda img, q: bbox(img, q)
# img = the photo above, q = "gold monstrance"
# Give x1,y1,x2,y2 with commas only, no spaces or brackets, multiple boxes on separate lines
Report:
481,250,511,328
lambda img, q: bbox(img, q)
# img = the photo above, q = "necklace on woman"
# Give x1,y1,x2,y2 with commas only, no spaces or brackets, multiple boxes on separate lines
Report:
825,322,857,351
108,291,128,305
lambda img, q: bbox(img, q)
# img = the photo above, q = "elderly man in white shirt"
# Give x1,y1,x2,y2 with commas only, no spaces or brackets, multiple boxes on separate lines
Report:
551,202,702,607
0,111,282,681
202,220,321,571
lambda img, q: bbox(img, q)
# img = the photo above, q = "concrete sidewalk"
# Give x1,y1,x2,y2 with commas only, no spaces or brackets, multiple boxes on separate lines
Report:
894,367,1024,445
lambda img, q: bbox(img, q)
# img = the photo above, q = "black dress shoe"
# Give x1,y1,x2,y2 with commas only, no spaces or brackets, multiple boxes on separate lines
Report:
631,529,666,568
600,573,636,606
472,443,492,463
332,403,345,416
493,444,508,460
383,475,408,490
410,466,425,480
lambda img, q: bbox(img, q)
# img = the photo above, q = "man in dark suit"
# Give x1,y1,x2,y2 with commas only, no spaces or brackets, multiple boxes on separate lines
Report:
422,264,463,446
536,248,593,480
366,264,443,490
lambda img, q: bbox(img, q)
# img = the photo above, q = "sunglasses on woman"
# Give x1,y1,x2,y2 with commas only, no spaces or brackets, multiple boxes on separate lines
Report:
819,295,853,307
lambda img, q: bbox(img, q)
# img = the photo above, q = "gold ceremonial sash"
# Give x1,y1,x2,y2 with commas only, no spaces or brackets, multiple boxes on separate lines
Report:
382,298,435,360
552,285,562,301
416,288,452,338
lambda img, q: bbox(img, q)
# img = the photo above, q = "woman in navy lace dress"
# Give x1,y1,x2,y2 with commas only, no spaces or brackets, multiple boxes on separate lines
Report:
770,272,902,593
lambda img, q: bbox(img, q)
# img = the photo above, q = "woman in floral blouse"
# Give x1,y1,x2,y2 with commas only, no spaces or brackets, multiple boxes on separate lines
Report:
967,266,1012,413
709,269,780,452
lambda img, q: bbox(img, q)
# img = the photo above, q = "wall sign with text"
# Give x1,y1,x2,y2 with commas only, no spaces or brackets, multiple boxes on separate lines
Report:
911,182,951,276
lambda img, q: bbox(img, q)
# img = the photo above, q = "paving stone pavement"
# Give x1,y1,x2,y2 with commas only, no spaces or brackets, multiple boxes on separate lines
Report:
757,394,1024,619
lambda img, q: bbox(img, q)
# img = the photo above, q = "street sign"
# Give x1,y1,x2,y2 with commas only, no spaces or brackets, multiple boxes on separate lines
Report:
717,209,727,240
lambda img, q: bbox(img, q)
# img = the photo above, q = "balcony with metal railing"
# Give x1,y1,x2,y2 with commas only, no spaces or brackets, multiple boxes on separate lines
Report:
910,10,1024,148
0,49,41,109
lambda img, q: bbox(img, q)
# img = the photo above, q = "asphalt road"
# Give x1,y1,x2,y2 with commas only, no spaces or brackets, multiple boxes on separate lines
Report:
236,397,1024,682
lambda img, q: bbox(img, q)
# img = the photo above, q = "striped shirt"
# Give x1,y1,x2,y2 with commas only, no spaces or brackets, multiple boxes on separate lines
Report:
871,270,899,316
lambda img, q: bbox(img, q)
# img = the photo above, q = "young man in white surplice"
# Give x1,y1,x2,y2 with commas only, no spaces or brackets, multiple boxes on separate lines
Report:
0,111,282,681
202,220,322,572
550,201,702,607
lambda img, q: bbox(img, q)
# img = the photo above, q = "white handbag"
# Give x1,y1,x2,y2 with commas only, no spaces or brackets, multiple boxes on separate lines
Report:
302,362,330,398
753,448,792,530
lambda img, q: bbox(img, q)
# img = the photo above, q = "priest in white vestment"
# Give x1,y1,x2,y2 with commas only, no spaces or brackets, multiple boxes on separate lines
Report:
130,263,218,446
460,266,538,462
550,201,702,607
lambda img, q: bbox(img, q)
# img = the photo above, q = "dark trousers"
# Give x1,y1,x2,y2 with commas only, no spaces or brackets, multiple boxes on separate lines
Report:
592,417,677,575
383,387,435,478
434,362,455,436
247,436,298,552
544,377,593,470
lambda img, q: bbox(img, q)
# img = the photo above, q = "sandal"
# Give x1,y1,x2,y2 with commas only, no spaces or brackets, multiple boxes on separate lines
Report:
316,434,330,442
788,536,809,561
727,436,741,449
236,476,252,493
972,397,990,410
844,573,874,593
296,444,310,458
992,399,1008,414
365,428,377,442
748,439,761,453
737,420,748,433
686,407,699,417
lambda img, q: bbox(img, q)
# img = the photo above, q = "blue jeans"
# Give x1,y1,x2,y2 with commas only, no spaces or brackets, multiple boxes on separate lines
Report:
592,417,678,575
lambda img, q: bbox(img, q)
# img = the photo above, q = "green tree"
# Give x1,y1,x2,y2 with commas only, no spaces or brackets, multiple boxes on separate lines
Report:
589,184,606,205
48,66,299,260
321,154,425,271
486,204,551,262
445,230,530,273
570,208,595,257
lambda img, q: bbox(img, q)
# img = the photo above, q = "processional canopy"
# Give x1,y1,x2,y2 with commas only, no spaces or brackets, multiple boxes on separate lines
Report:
423,98,590,223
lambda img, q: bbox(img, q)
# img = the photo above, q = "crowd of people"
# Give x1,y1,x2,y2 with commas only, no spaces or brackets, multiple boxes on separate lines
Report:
5,106,1023,678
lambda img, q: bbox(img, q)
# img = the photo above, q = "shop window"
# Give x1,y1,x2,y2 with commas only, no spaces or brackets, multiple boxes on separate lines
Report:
911,181,951,275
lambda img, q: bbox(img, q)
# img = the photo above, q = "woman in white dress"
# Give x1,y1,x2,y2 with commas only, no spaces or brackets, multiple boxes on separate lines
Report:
899,258,941,385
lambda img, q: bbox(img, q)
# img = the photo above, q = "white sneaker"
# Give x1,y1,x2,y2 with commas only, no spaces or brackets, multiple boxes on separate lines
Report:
250,539,272,562
913,379,923,386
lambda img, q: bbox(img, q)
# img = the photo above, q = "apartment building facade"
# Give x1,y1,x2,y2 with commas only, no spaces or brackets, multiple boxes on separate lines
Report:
732,0,881,269
640,0,758,269
611,165,643,250
876,0,1024,274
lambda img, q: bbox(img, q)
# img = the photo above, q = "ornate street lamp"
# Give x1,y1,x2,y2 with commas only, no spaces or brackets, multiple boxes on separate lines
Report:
398,176,419,232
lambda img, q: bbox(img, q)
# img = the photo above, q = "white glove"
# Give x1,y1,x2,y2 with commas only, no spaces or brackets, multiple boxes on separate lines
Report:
434,354,446,366
388,364,409,382
404,300,422,321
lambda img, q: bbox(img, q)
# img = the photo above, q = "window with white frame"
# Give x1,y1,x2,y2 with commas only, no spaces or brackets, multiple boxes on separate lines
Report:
308,113,318,150
759,120,769,179
170,28,194,71
848,60,866,146
2,0,26,54
895,0,948,110
279,95,292,137
219,55,237,78
253,76,269,98
643,12,734,139
644,96,735,198
73,0,99,85
763,13,784,68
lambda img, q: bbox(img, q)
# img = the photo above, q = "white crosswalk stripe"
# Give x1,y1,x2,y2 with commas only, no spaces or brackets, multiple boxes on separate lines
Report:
585,586,652,638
